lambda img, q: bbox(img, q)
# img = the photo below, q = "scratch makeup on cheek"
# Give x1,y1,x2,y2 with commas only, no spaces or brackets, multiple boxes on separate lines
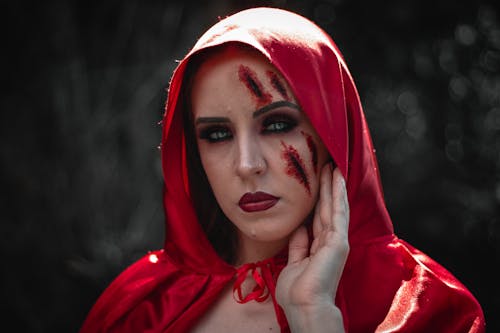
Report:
281,141,310,194
266,70,290,101
238,65,272,106
301,131,318,174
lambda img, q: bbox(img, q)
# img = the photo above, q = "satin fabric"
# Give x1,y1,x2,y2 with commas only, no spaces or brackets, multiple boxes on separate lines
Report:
80,7,485,333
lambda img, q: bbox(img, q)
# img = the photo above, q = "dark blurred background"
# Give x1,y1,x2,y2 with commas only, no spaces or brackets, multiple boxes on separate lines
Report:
2,0,499,332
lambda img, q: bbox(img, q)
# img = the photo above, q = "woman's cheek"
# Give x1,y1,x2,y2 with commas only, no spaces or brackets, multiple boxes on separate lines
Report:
280,140,311,195
301,131,318,175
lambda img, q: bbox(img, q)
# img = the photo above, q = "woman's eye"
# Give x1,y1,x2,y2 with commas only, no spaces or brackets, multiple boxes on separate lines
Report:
266,121,289,132
262,115,297,134
199,127,232,143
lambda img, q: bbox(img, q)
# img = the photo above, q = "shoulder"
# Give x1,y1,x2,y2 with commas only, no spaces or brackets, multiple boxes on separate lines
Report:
391,239,485,332
79,249,232,333
79,250,178,333
378,238,485,332
341,237,485,332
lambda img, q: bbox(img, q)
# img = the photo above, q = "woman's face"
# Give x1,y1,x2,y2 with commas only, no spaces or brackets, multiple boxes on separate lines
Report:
190,47,330,246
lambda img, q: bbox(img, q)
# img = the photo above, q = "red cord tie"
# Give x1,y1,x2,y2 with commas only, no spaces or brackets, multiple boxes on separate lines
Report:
233,260,276,303
232,254,290,332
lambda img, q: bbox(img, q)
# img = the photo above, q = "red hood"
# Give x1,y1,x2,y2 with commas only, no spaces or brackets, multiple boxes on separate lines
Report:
161,7,393,273
80,7,484,333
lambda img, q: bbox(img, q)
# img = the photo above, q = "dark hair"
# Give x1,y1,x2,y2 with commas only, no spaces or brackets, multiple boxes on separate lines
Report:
181,45,254,264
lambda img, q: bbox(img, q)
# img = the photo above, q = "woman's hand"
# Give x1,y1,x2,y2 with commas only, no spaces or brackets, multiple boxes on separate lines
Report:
276,164,350,332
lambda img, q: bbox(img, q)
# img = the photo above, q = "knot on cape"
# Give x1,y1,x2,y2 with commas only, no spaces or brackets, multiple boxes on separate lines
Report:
233,259,277,303
232,252,290,331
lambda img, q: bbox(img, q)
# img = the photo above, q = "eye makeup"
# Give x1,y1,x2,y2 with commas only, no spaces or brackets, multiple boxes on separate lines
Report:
196,105,300,144
301,131,318,174
238,65,272,106
261,113,298,134
281,141,311,194
198,125,232,143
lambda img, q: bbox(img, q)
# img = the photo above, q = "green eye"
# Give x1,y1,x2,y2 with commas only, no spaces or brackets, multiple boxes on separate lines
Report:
199,126,233,143
262,114,297,134
209,130,230,141
266,122,288,132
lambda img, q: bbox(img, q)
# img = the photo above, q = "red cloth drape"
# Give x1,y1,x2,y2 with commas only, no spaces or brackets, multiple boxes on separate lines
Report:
80,7,485,333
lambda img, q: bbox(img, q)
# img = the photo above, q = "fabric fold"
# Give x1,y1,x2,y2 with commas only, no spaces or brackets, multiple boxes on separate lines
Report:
79,7,485,333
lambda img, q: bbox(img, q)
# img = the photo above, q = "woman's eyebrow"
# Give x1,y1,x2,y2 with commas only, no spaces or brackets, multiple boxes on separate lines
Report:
194,101,300,124
253,100,301,118
195,116,230,125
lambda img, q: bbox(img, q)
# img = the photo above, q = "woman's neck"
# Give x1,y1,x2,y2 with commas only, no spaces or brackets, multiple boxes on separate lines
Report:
234,233,289,266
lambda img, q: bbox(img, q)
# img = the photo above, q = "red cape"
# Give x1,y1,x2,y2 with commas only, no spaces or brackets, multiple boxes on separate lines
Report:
80,7,485,333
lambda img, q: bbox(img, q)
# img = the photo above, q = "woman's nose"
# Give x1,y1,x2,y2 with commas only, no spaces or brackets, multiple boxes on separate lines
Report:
236,136,266,178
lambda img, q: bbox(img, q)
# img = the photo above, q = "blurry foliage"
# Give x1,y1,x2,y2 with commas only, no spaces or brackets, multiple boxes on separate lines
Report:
2,0,499,332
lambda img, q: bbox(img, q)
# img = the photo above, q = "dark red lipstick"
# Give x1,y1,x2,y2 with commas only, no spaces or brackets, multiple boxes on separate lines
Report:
238,191,279,212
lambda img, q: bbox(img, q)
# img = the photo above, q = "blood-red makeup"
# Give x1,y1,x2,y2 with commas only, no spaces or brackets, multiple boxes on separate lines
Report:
238,65,272,106
281,141,310,194
301,131,318,174
267,70,290,101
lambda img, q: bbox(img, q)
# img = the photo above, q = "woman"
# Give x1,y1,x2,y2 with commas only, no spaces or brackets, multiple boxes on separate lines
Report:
80,7,485,332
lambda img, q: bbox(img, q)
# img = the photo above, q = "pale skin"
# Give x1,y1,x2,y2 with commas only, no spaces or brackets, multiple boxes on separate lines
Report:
189,47,349,332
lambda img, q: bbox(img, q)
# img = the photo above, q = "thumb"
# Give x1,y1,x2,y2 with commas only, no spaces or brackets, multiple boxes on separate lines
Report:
287,226,309,265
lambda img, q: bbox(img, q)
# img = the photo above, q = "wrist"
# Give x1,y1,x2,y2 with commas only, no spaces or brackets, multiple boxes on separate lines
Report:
283,300,345,333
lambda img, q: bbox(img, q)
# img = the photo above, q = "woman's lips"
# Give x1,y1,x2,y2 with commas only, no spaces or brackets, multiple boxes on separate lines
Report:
238,191,279,212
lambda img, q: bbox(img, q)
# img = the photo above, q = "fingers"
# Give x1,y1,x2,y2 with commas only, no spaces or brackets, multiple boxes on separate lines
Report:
313,163,334,238
287,226,309,265
312,163,350,252
312,167,350,291
332,167,349,239
283,165,349,301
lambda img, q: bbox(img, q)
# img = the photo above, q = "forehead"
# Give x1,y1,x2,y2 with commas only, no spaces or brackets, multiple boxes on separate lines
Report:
191,47,274,88
189,46,295,116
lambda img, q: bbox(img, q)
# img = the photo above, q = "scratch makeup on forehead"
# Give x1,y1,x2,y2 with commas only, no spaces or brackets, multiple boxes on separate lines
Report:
266,70,290,101
238,65,272,106
301,131,318,174
281,141,310,195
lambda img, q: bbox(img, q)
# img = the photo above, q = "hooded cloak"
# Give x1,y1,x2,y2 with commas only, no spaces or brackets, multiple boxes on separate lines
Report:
80,7,485,333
